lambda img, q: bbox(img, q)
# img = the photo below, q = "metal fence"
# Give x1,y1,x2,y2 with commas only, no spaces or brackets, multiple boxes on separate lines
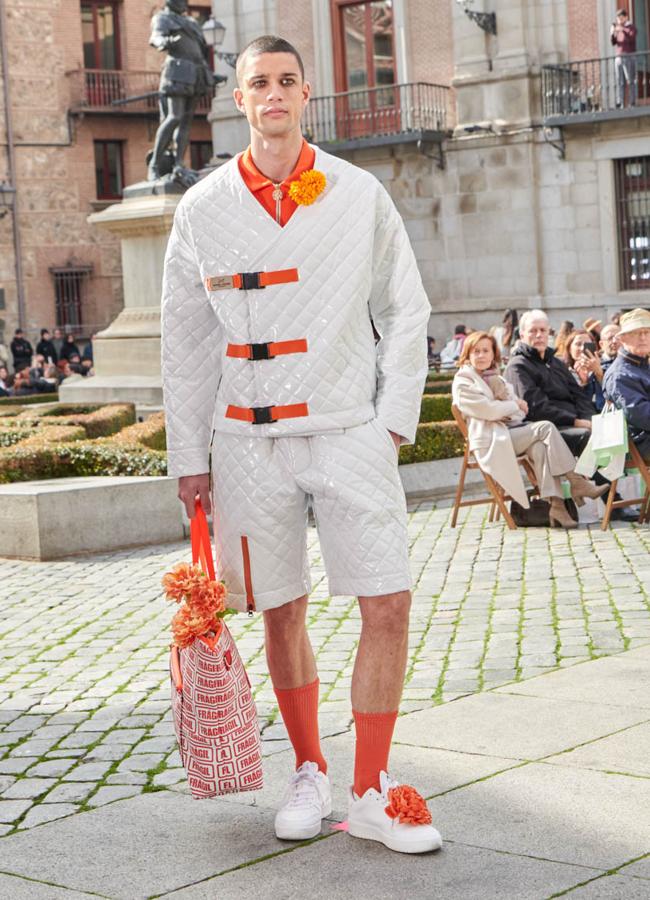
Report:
542,50,650,119
66,69,212,115
303,82,450,146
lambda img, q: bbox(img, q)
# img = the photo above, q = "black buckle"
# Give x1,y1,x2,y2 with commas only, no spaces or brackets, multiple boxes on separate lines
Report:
249,342,272,361
251,406,275,425
239,271,265,291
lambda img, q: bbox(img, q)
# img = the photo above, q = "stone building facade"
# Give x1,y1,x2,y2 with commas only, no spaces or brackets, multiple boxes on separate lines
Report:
0,0,212,357
210,0,650,340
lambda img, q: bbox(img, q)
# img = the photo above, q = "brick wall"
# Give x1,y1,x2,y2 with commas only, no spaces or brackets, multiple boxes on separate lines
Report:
0,0,211,352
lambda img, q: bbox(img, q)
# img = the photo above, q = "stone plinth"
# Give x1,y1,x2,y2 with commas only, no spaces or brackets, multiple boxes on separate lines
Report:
0,476,184,560
60,193,181,406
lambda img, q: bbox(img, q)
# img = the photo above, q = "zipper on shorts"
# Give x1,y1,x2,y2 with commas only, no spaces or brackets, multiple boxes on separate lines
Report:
241,535,256,615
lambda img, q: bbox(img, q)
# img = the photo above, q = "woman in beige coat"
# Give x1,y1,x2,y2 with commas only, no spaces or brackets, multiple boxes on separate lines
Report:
451,332,607,528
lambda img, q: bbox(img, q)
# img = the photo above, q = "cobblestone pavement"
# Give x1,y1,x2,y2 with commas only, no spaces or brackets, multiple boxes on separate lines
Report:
0,503,648,837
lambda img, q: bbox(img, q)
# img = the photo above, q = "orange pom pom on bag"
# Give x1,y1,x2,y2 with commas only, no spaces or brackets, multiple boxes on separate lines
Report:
165,500,263,799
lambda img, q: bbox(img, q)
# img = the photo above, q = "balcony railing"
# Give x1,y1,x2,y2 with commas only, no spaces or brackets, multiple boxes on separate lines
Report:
303,82,450,149
542,51,650,124
67,69,212,116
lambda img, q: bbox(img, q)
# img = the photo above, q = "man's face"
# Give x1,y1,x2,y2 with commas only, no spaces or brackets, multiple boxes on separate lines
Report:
234,52,310,139
54,329,62,338
521,316,550,354
42,331,50,340
617,13,627,23
620,328,650,358
0,367,7,381
600,325,620,357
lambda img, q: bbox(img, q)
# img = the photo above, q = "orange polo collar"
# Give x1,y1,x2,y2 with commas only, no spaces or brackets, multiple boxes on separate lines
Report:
238,139,316,226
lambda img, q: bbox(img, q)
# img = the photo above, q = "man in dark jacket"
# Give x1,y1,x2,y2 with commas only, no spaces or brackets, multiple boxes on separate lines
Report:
36,329,58,364
603,308,650,460
10,329,33,373
505,309,596,456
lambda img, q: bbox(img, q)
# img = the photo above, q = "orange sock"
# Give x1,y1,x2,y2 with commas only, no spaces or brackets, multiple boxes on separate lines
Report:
353,709,398,797
274,678,327,774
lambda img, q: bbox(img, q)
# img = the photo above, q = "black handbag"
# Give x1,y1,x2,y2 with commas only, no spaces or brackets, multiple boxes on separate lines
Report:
510,498,578,527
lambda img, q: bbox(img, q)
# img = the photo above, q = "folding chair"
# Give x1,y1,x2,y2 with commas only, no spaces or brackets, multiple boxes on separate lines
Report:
600,436,650,530
450,404,539,530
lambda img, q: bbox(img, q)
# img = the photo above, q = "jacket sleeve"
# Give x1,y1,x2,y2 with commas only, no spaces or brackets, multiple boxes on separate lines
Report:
161,201,222,478
452,376,520,422
505,359,576,427
605,369,650,433
369,186,430,444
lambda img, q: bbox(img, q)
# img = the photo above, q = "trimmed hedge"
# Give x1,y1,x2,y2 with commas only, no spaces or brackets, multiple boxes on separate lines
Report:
0,427,34,447
20,425,86,447
424,381,454,395
398,421,464,465
112,412,166,451
19,403,135,439
420,393,452,423
0,393,59,407
0,441,167,483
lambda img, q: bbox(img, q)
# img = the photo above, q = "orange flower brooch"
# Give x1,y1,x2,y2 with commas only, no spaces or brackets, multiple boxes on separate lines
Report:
288,169,326,206
385,784,433,826
162,562,230,649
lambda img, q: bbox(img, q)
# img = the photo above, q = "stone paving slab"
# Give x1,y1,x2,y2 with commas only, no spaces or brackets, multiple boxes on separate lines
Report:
162,833,597,900
429,761,650,871
0,792,299,899
203,731,517,820
562,875,650,898
493,645,650,709
394,691,649,760
543,722,650,778
0,873,99,899
620,856,650,879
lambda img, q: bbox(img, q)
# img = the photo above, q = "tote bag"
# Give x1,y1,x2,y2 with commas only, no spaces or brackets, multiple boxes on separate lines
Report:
169,505,263,799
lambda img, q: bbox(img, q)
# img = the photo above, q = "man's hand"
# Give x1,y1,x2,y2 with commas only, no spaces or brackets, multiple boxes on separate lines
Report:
574,418,592,430
178,473,211,519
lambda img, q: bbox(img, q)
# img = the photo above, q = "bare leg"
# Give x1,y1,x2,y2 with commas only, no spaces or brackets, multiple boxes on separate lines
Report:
264,595,316,690
352,591,411,712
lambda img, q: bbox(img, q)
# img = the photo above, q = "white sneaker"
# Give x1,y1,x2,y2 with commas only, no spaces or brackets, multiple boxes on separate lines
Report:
348,771,442,854
274,761,332,840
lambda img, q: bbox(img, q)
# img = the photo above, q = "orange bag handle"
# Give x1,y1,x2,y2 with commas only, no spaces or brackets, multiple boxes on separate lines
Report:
190,499,216,581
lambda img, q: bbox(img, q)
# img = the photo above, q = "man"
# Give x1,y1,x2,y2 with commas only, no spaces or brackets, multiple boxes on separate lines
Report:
505,310,595,456
600,323,621,372
611,8,637,107
161,35,440,853
36,329,58,364
0,365,9,397
604,308,650,460
10,328,33,373
52,328,65,360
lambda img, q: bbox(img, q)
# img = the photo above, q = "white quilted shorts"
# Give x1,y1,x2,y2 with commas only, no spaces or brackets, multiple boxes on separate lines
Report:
210,419,411,613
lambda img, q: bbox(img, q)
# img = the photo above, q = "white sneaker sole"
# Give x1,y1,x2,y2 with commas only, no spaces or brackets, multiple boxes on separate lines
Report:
348,820,442,854
274,798,333,841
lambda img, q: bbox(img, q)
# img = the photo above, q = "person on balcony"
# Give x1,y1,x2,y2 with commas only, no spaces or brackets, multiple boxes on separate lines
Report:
611,8,638,107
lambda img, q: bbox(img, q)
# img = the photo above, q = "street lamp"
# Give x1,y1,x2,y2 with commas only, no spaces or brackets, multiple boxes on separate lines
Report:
455,0,497,36
201,16,226,49
0,181,15,220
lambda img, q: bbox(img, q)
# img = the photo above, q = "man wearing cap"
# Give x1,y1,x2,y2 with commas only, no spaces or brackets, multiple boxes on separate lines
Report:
604,308,650,460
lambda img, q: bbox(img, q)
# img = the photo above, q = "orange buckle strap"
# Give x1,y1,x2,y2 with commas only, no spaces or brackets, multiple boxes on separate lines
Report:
204,268,299,292
225,402,309,425
226,339,308,361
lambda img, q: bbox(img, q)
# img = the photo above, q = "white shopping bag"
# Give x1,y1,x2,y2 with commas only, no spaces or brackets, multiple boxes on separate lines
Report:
591,406,627,459
575,437,597,478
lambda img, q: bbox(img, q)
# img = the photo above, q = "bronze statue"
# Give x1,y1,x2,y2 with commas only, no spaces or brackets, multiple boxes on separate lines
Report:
148,0,222,186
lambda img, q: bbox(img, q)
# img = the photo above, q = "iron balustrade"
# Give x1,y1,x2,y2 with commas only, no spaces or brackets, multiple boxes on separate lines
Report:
542,50,650,121
66,69,212,115
303,82,450,147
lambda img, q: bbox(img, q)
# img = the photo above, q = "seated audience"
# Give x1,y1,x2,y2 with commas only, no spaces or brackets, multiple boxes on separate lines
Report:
452,332,607,528
559,329,605,412
60,333,81,361
505,310,596,456
583,317,602,345
0,365,9,397
600,323,621,372
603,308,650,461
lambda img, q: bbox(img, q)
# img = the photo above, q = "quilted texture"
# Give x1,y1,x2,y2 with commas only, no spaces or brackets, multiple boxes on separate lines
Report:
161,145,430,478
171,627,263,798
210,420,410,612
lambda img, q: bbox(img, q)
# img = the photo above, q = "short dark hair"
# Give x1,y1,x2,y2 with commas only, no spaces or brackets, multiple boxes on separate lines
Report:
617,8,628,16
41,328,49,337
14,328,22,335
236,35,305,85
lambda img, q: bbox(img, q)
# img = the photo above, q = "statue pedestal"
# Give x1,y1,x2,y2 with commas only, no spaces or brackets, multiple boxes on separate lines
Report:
59,192,181,408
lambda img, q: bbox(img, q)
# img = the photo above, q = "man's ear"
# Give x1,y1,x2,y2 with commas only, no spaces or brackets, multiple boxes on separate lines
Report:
302,80,311,107
233,88,245,114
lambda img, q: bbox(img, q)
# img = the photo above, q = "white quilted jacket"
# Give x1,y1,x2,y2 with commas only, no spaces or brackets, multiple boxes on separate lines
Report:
161,145,430,478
